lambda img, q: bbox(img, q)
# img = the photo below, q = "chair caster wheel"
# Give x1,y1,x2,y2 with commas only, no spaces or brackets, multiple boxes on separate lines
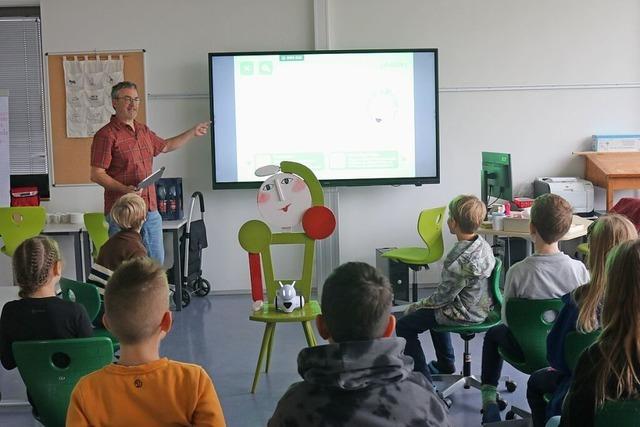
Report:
505,410,516,420
443,398,452,409
496,397,507,411
505,380,517,393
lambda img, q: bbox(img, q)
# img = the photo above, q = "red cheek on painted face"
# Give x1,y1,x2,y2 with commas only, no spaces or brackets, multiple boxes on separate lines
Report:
257,192,270,204
292,179,307,193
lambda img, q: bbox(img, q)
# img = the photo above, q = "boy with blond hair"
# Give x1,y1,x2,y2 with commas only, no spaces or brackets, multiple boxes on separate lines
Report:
67,258,226,427
88,193,147,294
396,195,495,380
480,194,589,423
269,262,452,427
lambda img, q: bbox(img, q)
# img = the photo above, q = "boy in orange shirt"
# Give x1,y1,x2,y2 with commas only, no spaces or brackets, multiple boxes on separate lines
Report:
66,258,226,427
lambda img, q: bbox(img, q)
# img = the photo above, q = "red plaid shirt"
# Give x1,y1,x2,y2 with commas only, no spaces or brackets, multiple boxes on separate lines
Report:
91,116,167,214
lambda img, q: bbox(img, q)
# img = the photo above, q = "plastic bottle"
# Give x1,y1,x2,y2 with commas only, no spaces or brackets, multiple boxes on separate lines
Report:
168,184,177,216
157,184,167,215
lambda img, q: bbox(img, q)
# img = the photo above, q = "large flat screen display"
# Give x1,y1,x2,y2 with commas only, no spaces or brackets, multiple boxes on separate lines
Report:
208,49,439,188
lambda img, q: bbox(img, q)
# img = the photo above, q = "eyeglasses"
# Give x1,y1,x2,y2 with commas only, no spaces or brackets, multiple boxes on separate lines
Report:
116,96,141,104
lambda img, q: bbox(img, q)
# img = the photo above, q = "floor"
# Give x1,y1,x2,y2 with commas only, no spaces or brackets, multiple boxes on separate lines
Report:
0,293,531,427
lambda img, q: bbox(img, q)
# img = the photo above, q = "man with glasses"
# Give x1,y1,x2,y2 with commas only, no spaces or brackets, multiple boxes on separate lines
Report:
90,81,210,264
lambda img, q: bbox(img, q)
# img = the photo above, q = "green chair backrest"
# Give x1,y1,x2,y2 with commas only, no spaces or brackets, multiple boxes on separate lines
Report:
13,337,113,427
504,298,564,374
564,329,600,372
417,206,446,260
83,212,109,259
595,400,640,426
490,258,504,309
0,207,46,256
59,278,101,322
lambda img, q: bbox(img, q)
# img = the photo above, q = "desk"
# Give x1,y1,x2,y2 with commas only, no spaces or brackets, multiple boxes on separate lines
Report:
477,215,592,258
576,151,640,211
42,223,85,281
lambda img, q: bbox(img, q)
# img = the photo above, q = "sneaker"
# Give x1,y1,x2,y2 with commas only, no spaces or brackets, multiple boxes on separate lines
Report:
481,403,501,424
427,360,456,375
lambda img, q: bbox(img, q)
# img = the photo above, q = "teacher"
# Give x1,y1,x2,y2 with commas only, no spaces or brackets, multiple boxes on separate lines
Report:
90,81,209,264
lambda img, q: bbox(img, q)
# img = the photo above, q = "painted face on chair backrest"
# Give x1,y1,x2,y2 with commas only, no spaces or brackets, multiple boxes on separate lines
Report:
257,172,312,230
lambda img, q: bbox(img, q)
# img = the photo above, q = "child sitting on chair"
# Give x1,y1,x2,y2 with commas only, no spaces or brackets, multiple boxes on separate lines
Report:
67,257,226,426
396,195,495,380
480,194,590,423
88,193,147,292
268,262,452,427
526,214,637,427
560,239,640,426
0,236,93,370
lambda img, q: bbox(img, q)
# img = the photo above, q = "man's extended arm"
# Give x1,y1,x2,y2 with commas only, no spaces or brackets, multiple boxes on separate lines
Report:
162,121,210,153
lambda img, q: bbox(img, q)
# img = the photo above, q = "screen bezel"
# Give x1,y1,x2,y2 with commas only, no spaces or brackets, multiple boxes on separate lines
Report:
208,48,440,190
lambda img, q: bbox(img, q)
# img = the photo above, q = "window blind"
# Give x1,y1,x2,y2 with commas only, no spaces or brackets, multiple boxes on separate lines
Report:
0,17,47,175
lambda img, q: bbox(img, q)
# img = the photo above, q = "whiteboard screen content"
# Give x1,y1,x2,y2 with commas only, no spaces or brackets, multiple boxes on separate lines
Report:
208,49,439,189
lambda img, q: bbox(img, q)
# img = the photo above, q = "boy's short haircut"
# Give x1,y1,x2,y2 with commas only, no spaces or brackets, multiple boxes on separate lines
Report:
111,193,147,230
531,193,573,244
321,262,392,342
104,257,169,345
449,195,486,234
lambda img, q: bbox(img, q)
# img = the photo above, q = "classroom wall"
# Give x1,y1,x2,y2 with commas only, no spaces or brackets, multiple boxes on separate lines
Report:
1,0,639,290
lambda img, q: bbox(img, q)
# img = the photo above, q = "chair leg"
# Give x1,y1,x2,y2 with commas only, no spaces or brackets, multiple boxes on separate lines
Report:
264,324,276,373
251,322,275,393
302,321,316,347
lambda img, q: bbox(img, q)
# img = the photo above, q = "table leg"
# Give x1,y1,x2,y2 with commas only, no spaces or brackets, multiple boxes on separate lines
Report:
74,231,83,281
172,229,183,311
82,231,92,281
607,182,614,212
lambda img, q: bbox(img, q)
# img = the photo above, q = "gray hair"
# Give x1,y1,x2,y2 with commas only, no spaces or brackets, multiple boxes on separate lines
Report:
111,81,138,100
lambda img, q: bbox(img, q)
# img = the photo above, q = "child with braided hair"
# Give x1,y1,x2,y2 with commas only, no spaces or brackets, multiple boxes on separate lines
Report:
0,236,93,370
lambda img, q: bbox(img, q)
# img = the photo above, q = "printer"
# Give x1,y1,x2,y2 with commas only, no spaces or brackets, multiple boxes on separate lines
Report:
533,177,594,213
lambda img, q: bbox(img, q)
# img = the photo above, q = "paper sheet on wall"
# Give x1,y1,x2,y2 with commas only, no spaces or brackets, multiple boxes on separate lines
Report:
63,55,124,138
0,90,9,206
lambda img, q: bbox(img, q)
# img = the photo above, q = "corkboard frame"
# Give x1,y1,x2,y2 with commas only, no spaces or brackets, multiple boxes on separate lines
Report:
45,50,146,185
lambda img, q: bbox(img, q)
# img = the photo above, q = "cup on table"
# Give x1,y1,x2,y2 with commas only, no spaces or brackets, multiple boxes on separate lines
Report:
60,213,71,224
491,213,505,231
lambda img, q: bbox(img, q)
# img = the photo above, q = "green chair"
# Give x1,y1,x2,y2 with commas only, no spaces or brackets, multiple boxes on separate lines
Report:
0,206,46,256
564,329,600,371
83,212,109,260
59,278,119,350
13,337,113,427
382,206,446,302
595,400,640,426
499,298,564,420
431,257,503,404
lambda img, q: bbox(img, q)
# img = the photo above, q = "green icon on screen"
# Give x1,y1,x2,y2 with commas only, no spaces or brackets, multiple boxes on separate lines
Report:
240,62,254,75
259,61,273,75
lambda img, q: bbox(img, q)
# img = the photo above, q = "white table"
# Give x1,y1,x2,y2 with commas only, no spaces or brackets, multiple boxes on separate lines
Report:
477,215,592,261
42,223,85,281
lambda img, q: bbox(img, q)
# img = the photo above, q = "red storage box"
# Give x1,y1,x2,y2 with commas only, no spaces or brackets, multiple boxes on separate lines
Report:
513,197,534,209
10,186,40,207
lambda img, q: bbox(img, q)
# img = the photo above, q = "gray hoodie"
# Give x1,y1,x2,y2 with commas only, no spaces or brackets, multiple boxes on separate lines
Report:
268,337,452,427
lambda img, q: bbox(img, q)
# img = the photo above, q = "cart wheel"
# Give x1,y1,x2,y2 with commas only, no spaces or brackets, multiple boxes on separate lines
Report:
505,380,517,393
497,396,507,411
195,278,211,297
181,288,191,308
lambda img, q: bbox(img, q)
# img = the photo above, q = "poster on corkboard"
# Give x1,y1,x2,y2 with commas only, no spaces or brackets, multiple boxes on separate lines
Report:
47,50,145,185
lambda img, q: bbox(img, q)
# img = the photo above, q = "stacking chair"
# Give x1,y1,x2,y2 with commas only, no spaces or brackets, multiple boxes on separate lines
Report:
564,329,600,371
499,298,564,420
13,337,113,427
595,400,640,426
382,206,446,302
59,278,119,350
431,257,503,405
0,206,46,256
83,212,109,260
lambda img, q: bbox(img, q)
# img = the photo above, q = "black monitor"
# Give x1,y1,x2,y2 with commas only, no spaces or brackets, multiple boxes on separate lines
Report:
481,152,512,206
208,49,439,189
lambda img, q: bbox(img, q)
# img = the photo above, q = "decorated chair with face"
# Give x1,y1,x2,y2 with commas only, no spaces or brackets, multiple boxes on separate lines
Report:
238,161,336,393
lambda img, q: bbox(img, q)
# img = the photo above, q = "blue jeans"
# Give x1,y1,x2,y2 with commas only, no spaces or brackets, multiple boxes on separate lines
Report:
481,324,524,386
396,308,454,382
107,210,164,265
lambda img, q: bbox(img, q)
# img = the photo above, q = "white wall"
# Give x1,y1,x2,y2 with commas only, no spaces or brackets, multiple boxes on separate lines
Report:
1,0,639,290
